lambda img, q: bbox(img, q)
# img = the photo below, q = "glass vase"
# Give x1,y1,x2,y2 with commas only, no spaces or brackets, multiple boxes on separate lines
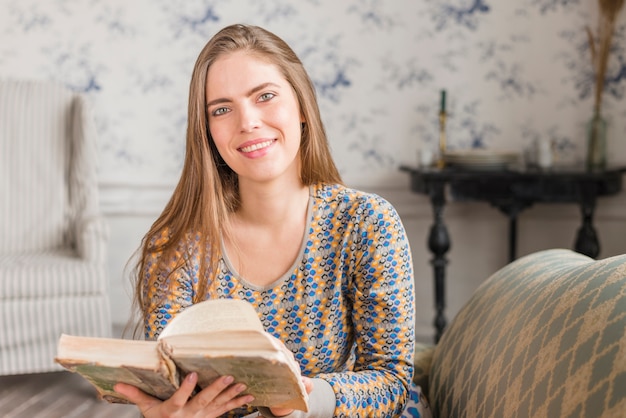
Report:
586,113,607,170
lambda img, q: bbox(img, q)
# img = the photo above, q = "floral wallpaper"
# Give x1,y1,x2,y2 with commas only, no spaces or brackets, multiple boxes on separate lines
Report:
1,0,625,189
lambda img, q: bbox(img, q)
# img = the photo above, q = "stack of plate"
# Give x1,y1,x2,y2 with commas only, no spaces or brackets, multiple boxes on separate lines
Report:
443,150,520,170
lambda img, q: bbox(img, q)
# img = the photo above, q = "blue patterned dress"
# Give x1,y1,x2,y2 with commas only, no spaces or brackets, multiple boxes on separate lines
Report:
142,183,429,417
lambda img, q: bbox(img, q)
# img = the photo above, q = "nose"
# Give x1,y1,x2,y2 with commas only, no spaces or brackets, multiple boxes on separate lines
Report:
238,103,261,133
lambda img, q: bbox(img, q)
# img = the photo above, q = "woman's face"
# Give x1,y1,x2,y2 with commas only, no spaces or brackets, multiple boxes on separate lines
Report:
206,51,304,186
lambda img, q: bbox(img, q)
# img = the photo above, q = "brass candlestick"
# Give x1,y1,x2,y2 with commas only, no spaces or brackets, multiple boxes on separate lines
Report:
437,110,447,169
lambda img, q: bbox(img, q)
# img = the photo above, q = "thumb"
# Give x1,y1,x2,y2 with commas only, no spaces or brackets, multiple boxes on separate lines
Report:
302,376,315,394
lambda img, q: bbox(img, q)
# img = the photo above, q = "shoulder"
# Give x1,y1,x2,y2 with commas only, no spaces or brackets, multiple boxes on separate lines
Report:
145,227,205,262
311,182,400,221
312,182,396,210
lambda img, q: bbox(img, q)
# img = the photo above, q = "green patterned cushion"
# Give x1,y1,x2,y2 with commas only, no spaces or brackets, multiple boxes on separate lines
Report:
429,249,626,418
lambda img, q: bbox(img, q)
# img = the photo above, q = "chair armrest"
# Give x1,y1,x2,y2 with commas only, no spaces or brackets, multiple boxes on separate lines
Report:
413,343,435,398
75,216,109,263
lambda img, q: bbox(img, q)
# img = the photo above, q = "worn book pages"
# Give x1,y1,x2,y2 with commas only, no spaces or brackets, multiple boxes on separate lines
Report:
55,298,309,412
55,336,178,403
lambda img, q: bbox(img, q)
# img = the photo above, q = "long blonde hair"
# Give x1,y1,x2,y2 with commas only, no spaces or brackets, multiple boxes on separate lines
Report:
133,24,342,326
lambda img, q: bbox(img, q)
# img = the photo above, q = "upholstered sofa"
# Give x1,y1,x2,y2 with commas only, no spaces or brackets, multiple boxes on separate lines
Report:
0,80,112,375
413,249,626,418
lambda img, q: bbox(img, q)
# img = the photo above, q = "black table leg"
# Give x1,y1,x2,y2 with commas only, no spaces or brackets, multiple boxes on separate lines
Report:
492,202,530,263
574,184,600,258
509,215,517,263
427,180,450,343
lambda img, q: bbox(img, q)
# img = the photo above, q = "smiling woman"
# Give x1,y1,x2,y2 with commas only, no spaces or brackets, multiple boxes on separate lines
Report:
114,24,429,418
205,51,303,185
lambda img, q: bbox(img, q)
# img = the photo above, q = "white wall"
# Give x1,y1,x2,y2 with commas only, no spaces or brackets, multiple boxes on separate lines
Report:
2,0,625,341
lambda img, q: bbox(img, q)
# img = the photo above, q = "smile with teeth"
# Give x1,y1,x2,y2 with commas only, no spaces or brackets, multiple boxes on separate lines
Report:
239,140,274,153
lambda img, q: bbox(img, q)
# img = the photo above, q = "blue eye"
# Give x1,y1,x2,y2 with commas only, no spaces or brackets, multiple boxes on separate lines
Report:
259,92,275,102
212,107,229,116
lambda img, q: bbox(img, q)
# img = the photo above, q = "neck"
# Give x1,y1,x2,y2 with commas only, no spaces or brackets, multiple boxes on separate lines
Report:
235,177,310,227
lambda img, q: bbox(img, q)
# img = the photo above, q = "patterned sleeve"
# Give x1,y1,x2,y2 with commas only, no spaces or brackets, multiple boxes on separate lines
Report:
142,230,195,340
317,195,416,417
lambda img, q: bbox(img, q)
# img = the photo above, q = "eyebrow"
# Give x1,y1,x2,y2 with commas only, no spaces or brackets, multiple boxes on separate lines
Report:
206,82,281,108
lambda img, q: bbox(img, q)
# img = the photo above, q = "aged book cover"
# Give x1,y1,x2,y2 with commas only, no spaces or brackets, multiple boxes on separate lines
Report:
55,298,309,412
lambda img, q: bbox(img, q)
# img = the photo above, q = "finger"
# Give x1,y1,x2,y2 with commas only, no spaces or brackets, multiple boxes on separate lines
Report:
270,406,294,417
189,375,254,414
302,376,314,394
221,394,256,415
113,383,161,411
209,383,255,416
187,375,234,412
168,372,200,408
211,382,252,406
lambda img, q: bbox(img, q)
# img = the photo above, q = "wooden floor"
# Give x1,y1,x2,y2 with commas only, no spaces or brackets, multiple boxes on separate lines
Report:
0,371,139,418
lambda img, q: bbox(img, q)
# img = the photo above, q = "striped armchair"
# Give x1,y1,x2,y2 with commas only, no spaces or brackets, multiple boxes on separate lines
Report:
0,80,112,375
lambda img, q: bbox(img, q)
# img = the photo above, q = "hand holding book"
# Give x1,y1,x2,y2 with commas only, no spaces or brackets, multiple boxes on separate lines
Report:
55,299,310,413
114,371,255,417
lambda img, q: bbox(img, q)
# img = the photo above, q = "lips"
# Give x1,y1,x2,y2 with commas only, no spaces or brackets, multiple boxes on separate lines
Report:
239,139,275,153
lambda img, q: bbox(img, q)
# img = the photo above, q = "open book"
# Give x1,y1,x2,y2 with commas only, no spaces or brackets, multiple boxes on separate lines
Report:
55,298,309,412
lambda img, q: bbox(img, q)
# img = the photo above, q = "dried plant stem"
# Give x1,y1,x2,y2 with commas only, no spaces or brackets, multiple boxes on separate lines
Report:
594,19,610,115
590,0,625,116
600,0,625,17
